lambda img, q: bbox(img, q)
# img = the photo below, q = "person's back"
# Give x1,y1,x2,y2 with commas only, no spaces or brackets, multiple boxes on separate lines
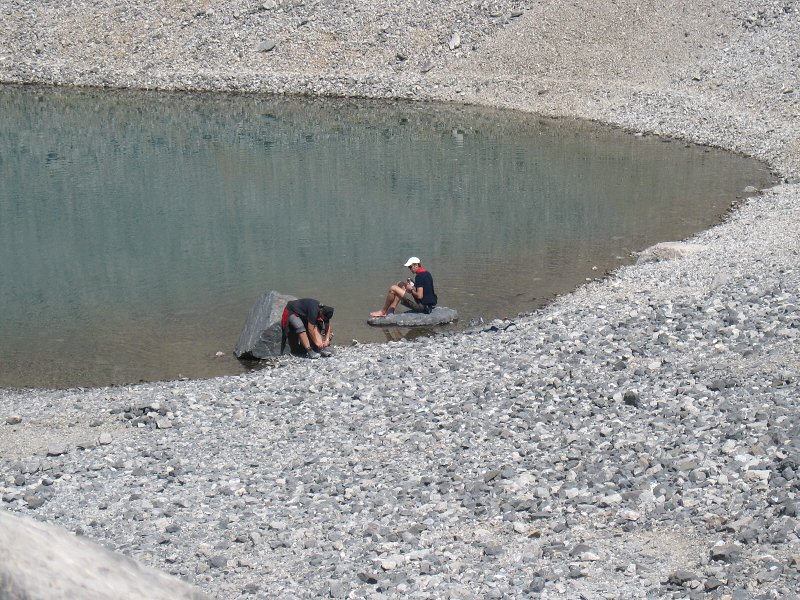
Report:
286,298,320,323
413,267,436,312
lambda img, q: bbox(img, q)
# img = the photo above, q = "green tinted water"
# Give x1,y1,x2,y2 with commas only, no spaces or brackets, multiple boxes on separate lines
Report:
0,85,775,389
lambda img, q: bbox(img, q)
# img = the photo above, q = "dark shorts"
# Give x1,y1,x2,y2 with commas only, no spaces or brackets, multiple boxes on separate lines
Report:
401,293,434,314
400,292,423,312
287,313,306,333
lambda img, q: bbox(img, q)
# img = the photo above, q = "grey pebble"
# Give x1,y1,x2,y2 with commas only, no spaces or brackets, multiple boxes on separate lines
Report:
46,444,68,457
257,39,276,52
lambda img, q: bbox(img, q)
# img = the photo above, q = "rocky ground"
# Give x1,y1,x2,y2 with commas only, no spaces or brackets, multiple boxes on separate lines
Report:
1,0,799,598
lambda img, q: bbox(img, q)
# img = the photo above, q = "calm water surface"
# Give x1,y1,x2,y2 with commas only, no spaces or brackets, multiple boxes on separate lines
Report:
0,86,775,388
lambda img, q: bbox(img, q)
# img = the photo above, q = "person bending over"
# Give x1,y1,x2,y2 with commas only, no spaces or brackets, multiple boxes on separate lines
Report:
282,298,334,359
370,256,437,317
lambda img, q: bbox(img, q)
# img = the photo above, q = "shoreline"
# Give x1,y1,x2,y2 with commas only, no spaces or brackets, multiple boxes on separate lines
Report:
1,82,778,392
2,1,799,597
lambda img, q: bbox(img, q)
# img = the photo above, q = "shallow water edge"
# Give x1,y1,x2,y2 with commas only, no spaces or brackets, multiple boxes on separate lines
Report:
0,83,777,389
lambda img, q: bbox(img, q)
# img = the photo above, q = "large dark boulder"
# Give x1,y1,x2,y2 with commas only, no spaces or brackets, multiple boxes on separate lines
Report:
367,306,458,327
0,510,209,600
234,290,296,359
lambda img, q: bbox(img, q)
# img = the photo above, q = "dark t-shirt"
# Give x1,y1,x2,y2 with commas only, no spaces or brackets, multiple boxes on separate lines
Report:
286,298,321,324
414,270,436,306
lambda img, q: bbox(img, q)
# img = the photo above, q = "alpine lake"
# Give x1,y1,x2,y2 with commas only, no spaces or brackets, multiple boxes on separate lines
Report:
0,85,776,389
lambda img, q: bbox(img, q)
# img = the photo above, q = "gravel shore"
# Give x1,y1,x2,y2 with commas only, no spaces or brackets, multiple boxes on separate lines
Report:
1,1,799,598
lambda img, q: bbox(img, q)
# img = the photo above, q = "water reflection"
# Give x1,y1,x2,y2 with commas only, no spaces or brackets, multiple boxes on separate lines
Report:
0,85,775,388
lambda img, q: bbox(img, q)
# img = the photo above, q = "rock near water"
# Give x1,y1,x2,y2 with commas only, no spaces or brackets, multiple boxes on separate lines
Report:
636,241,707,265
367,306,458,327
233,290,295,359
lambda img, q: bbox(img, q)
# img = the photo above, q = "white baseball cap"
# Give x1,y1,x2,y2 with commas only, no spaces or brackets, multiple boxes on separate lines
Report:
404,256,421,267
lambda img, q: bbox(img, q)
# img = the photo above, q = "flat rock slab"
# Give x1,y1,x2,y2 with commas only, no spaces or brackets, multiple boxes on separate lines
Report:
367,307,458,327
636,242,707,265
0,510,209,600
234,290,296,359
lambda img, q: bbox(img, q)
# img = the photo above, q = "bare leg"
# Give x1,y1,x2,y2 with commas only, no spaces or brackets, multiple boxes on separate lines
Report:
298,331,312,350
370,283,408,317
386,285,406,312
370,291,394,317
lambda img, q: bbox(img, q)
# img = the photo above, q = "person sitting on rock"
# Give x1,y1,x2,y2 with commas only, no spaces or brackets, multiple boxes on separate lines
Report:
281,298,334,359
370,256,437,317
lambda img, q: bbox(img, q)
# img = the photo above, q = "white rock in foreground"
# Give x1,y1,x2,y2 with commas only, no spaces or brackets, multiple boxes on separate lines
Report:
0,510,209,600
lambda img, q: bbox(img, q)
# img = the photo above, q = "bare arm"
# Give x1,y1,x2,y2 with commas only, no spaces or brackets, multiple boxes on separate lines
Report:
307,323,324,349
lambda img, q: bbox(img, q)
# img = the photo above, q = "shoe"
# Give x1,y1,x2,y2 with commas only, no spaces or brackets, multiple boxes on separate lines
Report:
319,349,333,358
304,349,320,360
